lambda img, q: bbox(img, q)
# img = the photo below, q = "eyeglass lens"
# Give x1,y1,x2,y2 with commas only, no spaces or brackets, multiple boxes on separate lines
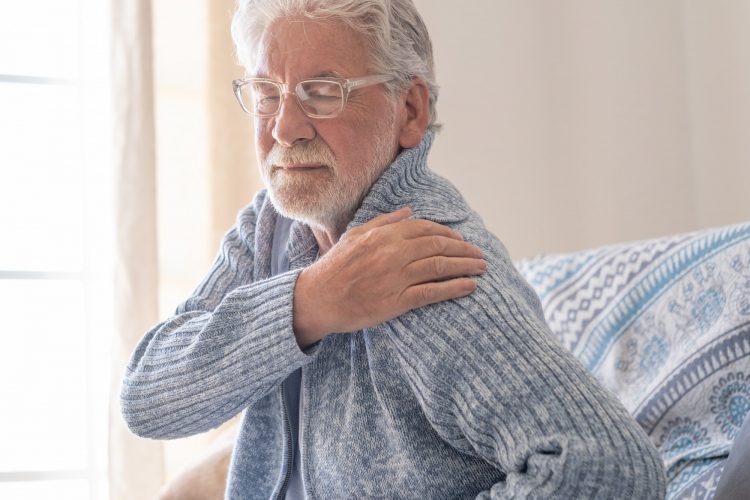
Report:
240,80,344,117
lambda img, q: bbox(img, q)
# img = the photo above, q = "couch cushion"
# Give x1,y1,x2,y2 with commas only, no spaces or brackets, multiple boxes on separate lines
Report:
516,222,750,499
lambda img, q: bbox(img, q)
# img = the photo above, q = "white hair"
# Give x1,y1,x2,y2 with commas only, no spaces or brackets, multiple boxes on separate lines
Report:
231,0,441,131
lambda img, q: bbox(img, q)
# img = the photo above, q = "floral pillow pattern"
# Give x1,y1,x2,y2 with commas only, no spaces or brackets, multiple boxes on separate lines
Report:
516,222,750,499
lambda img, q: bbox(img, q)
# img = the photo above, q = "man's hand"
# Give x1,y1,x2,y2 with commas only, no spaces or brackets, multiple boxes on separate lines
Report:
293,207,486,347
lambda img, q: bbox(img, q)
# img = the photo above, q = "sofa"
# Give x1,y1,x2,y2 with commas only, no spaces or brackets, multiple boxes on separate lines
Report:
516,221,750,499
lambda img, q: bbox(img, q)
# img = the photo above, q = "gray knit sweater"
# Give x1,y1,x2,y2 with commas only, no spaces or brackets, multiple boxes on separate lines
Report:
121,132,666,499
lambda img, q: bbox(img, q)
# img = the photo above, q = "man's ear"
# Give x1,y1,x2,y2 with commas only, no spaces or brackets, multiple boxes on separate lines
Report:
398,78,430,149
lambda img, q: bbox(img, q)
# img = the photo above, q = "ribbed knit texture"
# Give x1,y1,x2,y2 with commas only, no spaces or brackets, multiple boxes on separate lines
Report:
121,131,666,499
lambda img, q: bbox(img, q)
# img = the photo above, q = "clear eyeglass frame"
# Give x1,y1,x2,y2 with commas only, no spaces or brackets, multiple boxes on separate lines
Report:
232,74,393,119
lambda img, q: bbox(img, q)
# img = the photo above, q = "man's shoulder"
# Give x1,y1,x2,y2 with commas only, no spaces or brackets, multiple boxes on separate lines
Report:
413,177,470,225
409,172,499,249
389,167,473,225
403,175,546,323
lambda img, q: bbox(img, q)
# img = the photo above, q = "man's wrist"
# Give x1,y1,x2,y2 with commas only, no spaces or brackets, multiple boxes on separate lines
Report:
292,319,325,349
292,268,329,348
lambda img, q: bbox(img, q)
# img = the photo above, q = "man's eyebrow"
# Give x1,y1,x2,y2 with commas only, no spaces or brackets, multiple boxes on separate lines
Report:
246,70,343,80
311,70,341,78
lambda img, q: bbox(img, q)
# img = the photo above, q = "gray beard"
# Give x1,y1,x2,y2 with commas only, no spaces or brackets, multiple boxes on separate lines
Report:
260,116,396,234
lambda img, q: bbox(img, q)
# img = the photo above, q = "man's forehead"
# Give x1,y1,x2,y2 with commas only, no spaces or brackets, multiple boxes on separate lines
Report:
252,17,371,79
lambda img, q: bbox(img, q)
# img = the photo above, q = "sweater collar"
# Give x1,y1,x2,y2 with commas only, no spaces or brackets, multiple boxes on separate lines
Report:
347,129,469,230
286,130,469,263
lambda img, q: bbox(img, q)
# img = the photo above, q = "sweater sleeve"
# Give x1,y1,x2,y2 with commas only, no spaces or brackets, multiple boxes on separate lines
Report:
383,229,667,499
119,192,313,440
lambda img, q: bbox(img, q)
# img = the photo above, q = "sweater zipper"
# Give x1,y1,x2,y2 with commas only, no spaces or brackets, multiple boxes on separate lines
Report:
299,367,308,497
276,385,293,499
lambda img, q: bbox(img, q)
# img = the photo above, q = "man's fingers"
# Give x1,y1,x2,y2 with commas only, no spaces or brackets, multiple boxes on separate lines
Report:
404,236,484,262
404,256,486,285
364,207,413,228
401,278,477,310
396,218,465,241
354,212,465,244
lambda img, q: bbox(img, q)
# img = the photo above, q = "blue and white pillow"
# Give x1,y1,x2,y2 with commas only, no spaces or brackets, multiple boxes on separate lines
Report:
516,222,750,500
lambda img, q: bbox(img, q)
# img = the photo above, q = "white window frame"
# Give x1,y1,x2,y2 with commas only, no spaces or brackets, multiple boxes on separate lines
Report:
0,1,113,498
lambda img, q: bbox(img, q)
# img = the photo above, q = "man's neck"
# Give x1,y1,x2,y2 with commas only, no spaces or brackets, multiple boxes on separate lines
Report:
310,209,356,255
308,205,359,255
311,226,339,256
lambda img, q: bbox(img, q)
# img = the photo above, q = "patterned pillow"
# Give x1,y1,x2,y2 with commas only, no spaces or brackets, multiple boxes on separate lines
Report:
516,222,750,500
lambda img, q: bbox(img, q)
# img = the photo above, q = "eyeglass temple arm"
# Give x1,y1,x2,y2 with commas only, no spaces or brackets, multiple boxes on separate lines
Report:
346,74,393,91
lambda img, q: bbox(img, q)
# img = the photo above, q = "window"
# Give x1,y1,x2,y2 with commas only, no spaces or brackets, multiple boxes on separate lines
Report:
0,2,113,499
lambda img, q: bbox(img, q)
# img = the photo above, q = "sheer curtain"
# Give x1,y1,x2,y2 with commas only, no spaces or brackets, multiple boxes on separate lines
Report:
108,1,163,499
151,0,259,488
108,0,257,497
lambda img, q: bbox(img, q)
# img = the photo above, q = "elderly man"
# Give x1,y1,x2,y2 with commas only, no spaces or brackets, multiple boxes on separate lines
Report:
121,0,666,498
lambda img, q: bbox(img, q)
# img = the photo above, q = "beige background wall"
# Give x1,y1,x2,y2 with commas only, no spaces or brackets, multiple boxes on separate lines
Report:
150,0,750,483
415,0,750,258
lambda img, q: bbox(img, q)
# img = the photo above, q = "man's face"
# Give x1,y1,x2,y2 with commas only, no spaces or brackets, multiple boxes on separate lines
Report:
253,17,400,231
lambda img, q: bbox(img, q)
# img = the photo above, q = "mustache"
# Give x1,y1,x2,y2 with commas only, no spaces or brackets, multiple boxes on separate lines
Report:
265,138,336,168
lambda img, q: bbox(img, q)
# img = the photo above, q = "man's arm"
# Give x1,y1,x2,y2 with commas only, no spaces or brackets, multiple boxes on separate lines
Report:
276,209,665,497
120,201,487,440
119,191,312,439
380,227,667,499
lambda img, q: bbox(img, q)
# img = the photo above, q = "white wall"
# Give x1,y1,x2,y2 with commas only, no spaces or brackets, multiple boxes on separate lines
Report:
414,0,750,259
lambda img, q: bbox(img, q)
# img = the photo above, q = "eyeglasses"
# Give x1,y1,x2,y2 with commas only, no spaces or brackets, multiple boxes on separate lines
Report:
232,74,393,119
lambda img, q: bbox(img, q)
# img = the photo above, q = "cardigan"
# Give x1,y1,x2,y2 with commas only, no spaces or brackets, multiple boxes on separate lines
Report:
120,131,667,499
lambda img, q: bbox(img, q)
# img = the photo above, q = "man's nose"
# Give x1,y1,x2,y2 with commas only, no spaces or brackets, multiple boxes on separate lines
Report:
272,92,316,147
